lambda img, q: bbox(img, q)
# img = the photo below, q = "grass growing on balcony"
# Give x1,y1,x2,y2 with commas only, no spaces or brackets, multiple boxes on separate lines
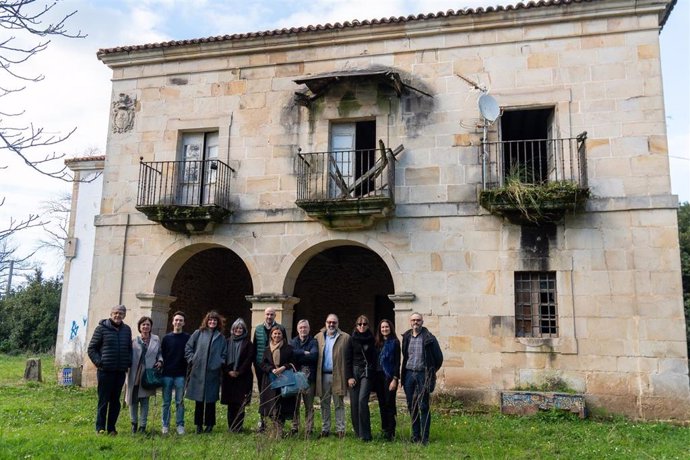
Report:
480,176,590,224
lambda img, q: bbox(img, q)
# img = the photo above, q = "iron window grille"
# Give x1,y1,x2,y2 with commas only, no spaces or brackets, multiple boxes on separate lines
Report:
514,271,558,338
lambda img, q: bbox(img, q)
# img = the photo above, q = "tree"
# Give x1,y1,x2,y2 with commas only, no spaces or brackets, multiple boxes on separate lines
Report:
38,191,70,257
0,238,35,297
1,0,85,180
0,268,61,353
1,1,84,272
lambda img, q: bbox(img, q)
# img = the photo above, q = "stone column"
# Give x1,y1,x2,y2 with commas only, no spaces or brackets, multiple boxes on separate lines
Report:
136,292,177,337
246,293,300,340
388,292,416,331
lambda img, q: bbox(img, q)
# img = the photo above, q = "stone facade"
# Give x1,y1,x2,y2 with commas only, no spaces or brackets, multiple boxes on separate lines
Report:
81,0,689,419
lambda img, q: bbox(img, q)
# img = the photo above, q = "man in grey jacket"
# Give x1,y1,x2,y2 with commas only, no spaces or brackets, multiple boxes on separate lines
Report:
87,304,133,435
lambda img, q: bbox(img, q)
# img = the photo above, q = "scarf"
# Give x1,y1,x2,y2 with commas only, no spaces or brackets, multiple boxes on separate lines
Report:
227,330,247,371
270,340,283,366
379,337,396,379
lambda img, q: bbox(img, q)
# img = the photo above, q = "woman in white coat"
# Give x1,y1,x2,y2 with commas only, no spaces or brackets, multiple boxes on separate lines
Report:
126,316,162,433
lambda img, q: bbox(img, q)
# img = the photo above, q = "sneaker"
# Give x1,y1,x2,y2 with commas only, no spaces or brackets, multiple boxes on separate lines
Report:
97,429,106,435
176,426,185,435
161,427,169,435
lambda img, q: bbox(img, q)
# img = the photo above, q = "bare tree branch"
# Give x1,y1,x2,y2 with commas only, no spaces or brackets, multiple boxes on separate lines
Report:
37,191,69,256
0,0,86,181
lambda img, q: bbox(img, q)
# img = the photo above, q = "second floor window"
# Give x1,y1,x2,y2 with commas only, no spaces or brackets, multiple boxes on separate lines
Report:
330,120,376,197
500,107,555,184
179,131,219,205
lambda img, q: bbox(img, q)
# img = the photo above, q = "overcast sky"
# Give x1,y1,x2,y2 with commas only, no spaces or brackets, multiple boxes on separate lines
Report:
1,0,688,279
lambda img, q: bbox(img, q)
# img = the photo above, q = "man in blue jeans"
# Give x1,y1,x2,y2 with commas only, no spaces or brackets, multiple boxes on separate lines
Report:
401,312,443,445
161,311,190,435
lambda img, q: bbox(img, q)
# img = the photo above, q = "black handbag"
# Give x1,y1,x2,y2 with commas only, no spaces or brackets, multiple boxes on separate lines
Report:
142,368,162,390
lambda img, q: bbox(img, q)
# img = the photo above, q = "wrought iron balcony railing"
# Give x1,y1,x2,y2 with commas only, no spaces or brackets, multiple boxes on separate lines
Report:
479,133,589,224
481,132,588,190
136,158,234,233
295,143,402,229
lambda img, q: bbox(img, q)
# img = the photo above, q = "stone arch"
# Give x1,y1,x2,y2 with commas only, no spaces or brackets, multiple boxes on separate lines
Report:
282,237,401,336
280,234,404,295
148,241,255,334
150,240,257,296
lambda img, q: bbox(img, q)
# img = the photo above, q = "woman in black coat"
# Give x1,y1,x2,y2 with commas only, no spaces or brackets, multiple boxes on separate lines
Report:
374,318,401,441
349,314,376,442
259,325,296,438
221,318,254,433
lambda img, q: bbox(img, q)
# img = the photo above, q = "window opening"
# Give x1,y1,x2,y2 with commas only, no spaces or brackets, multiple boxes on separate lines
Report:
329,120,376,197
178,131,219,205
514,271,558,338
500,108,555,184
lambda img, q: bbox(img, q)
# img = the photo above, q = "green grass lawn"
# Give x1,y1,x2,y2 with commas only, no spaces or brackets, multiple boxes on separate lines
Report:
1,354,689,459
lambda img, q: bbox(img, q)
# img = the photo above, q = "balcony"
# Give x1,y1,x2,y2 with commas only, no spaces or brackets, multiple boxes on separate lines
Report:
136,158,234,234
295,142,402,230
479,132,589,225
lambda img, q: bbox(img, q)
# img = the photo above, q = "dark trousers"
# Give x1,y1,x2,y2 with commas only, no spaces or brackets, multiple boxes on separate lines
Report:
226,401,247,432
403,370,431,443
194,401,216,427
374,371,397,438
349,375,373,441
95,370,126,433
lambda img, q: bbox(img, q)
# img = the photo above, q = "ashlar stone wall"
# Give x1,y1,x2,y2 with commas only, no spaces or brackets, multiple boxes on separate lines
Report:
84,1,689,419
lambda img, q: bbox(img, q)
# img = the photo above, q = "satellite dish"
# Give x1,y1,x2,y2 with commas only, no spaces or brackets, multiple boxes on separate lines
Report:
478,93,500,123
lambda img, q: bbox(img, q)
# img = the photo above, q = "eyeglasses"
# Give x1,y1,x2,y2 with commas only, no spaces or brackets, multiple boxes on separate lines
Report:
326,321,337,325
357,323,368,326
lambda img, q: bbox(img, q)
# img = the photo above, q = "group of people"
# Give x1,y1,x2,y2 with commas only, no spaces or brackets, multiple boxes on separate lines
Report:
87,305,443,445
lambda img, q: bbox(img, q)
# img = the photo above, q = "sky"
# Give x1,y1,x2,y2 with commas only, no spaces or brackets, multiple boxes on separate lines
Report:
0,0,688,280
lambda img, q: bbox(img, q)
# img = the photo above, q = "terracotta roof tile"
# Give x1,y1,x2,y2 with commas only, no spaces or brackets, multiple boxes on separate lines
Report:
97,0,598,57
96,0,676,58
65,155,106,164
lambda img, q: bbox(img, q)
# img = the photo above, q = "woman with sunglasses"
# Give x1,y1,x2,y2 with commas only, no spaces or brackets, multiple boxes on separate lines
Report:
348,315,376,441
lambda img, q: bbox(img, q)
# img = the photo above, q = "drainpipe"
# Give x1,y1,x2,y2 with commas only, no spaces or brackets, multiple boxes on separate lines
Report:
118,214,130,305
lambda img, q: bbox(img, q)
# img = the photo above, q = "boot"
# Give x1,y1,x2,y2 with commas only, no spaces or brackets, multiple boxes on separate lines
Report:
196,425,203,434
131,423,138,434
203,425,213,433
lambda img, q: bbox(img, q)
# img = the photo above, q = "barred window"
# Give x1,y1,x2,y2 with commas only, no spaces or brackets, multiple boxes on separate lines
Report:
514,271,558,338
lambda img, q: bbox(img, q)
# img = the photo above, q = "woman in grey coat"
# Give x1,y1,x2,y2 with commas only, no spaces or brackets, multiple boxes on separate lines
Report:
126,316,162,433
184,311,227,434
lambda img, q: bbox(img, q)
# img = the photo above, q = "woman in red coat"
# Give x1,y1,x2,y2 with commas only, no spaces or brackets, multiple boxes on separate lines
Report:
221,318,254,433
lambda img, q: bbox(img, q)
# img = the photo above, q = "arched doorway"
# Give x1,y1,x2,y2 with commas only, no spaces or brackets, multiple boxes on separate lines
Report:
291,245,394,336
167,247,253,334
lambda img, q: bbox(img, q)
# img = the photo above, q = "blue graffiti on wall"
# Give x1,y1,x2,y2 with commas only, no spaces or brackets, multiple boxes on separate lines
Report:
69,321,79,340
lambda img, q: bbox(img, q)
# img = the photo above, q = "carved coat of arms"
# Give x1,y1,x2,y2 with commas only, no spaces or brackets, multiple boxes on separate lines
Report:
112,93,136,133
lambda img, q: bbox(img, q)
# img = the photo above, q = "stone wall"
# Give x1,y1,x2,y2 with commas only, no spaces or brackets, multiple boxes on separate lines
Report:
83,1,689,419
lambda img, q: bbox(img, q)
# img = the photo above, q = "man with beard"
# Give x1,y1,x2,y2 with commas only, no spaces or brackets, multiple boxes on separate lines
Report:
315,314,352,439
401,312,443,445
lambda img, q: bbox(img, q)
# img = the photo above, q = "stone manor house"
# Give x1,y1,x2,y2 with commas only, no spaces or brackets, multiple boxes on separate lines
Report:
56,0,689,419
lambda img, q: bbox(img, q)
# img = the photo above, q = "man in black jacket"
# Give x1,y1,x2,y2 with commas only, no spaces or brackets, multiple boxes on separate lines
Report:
401,312,443,445
289,319,317,436
87,304,133,435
